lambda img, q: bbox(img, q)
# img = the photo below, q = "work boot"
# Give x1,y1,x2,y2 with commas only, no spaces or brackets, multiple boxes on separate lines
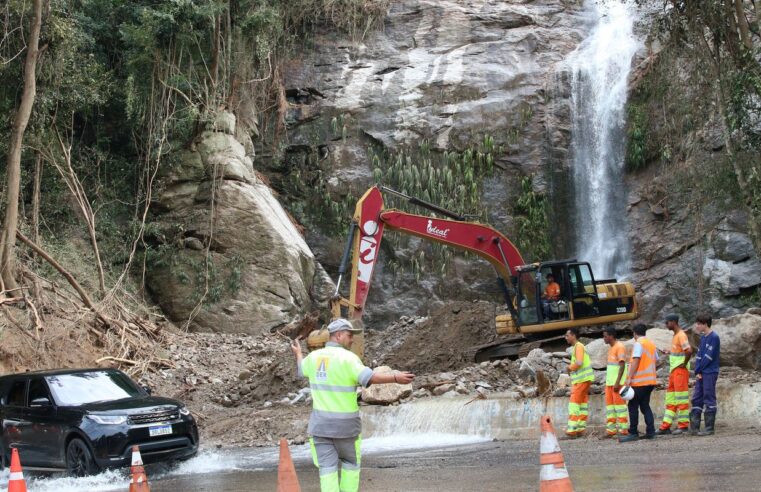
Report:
690,411,702,436
672,427,689,436
618,434,639,443
698,412,715,436
655,428,671,436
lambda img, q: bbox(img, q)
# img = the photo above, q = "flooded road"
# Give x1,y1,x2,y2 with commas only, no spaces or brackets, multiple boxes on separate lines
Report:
7,430,761,491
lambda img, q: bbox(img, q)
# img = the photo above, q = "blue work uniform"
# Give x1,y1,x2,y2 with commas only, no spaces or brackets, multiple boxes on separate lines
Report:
692,331,720,414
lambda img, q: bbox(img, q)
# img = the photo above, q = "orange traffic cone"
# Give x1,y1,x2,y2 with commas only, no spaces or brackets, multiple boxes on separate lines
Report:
7,448,28,492
277,438,301,492
129,445,151,492
539,415,574,492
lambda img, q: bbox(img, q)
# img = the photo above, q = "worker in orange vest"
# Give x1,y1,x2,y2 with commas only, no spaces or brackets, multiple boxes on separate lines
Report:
619,323,658,442
542,273,561,320
656,313,692,435
601,326,628,438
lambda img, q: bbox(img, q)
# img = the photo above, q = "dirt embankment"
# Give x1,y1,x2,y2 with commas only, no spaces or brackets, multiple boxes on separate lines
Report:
367,300,499,374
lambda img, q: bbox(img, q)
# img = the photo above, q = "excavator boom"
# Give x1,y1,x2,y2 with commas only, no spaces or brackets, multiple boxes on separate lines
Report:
331,186,523,320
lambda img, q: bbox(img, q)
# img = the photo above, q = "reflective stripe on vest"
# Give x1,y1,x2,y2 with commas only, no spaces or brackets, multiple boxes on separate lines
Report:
306,346,361,415
605,362,628,386
571,342,594,384
605,342,628,386
630,338,657,386
669,351,686,372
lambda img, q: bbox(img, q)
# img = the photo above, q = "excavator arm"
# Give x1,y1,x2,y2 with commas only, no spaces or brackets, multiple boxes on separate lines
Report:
329,186,524,321
316,185,639,361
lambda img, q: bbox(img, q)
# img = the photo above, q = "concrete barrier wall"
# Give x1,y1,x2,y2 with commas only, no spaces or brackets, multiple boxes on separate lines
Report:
362,382,761,439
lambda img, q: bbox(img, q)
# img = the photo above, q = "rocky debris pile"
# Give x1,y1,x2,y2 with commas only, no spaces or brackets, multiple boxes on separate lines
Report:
142,331,306,416
371,301,499,374
364,315,429,364
409,358,540,401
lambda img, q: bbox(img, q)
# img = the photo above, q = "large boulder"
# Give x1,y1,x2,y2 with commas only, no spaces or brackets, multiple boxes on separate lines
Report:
710,312,761,369
147,112,331,334
646,328,672,353
585,338,609,369
361,366,412,404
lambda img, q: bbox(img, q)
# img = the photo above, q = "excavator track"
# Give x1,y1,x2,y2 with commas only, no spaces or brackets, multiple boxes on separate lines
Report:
470,325,620,363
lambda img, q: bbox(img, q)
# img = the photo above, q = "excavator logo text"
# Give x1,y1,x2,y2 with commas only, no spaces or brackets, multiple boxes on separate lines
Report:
426,219,450,238
357,220,379,282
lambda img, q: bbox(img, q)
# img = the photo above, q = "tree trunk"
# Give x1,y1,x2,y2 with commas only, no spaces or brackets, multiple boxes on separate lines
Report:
32,153,42,244
31,153,43,301
52,128,107,297
735,0,753,50
210,13,220,89
0,0,44,292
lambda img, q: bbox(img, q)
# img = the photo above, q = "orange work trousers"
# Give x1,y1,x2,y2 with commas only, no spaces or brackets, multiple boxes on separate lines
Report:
604,386,629,436
566,381,591,436
661,367,690,430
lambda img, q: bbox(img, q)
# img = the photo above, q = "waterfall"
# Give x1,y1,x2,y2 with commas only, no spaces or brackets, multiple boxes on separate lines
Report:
567,2,642,279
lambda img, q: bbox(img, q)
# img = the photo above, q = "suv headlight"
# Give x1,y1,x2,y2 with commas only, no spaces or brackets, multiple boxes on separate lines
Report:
87,414,127,425
179,406,191,416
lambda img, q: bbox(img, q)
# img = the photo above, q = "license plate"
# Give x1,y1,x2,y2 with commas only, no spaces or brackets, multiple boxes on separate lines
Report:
149,424,172,437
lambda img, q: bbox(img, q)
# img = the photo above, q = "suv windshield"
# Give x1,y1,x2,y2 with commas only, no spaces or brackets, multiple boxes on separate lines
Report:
45,371,142,406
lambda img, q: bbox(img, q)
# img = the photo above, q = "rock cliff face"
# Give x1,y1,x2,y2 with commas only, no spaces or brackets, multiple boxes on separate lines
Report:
143,2,759,332
624,51,761,322
146,112,333,334
273,0,591,326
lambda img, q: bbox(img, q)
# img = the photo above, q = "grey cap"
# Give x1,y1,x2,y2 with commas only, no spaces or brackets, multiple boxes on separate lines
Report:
664,313,679,323
327,318,362,334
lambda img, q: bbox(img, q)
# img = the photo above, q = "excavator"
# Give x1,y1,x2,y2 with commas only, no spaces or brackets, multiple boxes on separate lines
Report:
307,185,639,361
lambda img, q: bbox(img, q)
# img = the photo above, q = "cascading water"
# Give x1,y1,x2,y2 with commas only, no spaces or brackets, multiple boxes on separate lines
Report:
567,2,642,279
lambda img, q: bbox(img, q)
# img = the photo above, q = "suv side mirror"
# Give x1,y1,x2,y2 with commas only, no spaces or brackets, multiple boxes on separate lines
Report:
142,385,152,395
30,397,52,408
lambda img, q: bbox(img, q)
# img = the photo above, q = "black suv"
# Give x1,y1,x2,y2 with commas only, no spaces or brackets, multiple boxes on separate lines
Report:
0,368,199,476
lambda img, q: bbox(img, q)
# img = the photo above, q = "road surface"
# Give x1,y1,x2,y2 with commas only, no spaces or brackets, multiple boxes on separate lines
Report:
15,428,761,491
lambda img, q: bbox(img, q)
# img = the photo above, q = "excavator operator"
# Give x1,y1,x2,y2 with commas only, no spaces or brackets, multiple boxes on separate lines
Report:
542,273,561,319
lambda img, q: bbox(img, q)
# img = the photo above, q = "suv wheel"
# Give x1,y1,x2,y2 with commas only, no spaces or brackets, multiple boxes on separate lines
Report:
66,438,99,477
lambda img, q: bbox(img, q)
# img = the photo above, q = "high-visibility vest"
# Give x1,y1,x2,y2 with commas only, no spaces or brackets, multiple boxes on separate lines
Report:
570,342,594,384
669,331,689,372
302,344,366,437
630,337,657,387
605,341,628,386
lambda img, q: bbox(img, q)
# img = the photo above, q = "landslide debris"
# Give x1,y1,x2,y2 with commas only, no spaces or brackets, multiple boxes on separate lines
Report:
366,300,499,374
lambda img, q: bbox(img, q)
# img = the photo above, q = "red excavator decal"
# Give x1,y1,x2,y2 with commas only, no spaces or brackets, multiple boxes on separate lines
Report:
349,187,385,317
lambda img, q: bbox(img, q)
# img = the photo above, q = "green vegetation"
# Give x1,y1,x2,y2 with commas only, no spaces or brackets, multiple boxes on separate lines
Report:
514,176,550,262
371,136,498,217
629,0,761,255
367,136,500,279
0,0,389,304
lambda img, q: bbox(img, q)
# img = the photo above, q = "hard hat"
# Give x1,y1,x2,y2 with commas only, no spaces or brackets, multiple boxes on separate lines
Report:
619,385,634,401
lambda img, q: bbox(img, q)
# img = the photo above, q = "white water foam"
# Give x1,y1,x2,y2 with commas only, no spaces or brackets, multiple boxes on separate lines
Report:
362,433,490,454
